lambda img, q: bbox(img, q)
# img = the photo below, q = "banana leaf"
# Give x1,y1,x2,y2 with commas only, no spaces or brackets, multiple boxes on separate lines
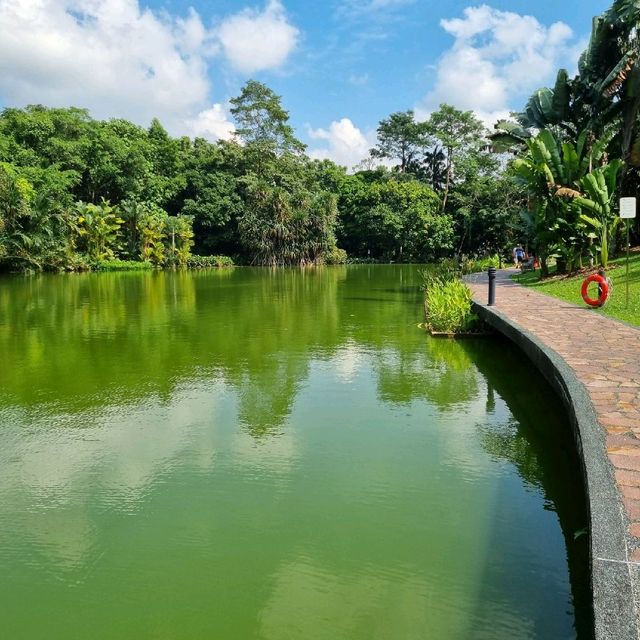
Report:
561,142,579,182
538,129,565,182
512,159,541,186
535,88,556,122
529,139,556,185
581,173,609,212
575,196,603,216
604,158,623,195
579,213,603,229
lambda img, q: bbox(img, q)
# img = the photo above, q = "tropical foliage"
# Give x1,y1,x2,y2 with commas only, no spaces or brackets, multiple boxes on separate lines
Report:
493,0,640,273
510,129,620,272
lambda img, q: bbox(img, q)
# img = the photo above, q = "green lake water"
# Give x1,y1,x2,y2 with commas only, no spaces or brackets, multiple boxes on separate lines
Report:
0,265,590,639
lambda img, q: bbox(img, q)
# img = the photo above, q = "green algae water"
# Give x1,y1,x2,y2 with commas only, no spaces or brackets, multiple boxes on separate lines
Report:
0,265,590,639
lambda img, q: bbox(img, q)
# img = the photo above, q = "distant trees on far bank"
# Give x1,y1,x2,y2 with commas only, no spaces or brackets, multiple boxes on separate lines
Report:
0,81,521,272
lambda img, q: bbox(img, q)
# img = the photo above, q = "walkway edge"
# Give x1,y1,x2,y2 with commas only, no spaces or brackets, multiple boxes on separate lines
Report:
473,301,639,640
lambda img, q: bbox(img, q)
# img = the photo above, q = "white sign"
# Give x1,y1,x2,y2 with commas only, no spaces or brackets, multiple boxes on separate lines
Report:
620,197,637,219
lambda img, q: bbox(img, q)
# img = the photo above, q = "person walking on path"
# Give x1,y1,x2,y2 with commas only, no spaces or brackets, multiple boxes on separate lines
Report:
512,244,525,267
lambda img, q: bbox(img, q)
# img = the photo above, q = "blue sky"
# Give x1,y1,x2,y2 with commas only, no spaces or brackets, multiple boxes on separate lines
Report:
0,0,611,167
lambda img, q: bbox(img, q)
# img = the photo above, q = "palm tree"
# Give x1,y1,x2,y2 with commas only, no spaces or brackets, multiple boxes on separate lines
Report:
423,146,448,192
0,167,71,270
165,215,195,267
120,200,145,260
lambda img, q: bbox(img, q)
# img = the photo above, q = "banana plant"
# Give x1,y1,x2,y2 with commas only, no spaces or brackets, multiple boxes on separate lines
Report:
574,159,623,267
496,1,640,177
73,200,123,262
512,128,614,274
165,214,194,267
519,70,573,132
490,69,574,152
576,0,640,182
138,208,167,265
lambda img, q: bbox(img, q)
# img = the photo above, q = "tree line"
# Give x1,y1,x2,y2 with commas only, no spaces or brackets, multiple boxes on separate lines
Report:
0,80,522,272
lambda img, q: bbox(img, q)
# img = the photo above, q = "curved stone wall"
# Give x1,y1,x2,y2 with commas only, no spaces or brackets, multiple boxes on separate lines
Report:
473,302,638,640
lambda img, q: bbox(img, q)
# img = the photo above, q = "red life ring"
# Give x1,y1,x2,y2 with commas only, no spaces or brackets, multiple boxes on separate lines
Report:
581,274,609,307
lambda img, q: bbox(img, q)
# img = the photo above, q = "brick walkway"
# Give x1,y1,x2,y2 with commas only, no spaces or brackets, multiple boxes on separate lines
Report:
468,270,640,554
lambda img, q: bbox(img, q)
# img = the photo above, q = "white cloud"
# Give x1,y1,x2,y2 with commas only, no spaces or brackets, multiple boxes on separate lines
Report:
472,109,511,131
307,118,374,170
186,104,236,141
0,0,299,141
416,5,578,126
0,0,215,133
217,0,300,74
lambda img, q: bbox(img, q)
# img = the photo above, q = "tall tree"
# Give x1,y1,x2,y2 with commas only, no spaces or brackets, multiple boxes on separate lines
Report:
146,118,186,207
426,105,486,212
230,80,305,155
421,145,448,192
370,110,429,173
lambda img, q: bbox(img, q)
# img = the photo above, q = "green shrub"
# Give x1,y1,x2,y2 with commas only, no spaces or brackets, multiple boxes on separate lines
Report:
325,247,347,264
41,252,93,272
461,254,500,274
419,256,500,286
187,255,234,269
424,278,478,333
94,259,153,271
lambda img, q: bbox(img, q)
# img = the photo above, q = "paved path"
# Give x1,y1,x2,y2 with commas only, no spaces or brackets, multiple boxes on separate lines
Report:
468,270,640,555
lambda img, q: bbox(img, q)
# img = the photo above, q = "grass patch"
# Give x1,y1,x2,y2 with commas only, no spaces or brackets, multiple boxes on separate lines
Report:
514,251,640,326
94,259,154,271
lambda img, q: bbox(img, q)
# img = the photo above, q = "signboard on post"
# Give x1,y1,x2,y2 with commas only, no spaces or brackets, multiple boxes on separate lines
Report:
620,197,637,218
620,198,636,309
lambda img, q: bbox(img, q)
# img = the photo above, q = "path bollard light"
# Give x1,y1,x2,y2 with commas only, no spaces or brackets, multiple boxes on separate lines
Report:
488,267,496,306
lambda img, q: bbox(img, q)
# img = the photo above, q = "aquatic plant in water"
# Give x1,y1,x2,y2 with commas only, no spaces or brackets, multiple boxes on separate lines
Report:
424,277,478,333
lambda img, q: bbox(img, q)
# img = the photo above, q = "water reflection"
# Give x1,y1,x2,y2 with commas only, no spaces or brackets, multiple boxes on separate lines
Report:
0,382,223,572
467,340,592,638
0,266,589,639
0,266,478,430
259,554,537,640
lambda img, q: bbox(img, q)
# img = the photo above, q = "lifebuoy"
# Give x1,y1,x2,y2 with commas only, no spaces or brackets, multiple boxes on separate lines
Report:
581,274,609,307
